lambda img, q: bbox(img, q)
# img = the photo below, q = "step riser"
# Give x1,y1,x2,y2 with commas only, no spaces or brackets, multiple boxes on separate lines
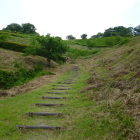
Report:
17,125,62,130
58,82,73,84
26,112,62,116
46,92,68,94
35,103,65,106
42,97,66,99
52,88,70,90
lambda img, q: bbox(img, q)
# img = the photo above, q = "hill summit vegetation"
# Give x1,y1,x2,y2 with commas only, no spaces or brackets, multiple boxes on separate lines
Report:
3,23,37,34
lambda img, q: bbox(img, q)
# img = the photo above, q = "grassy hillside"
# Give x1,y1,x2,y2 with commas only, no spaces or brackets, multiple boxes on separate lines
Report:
0,34,139,139
0,48,55,89
80,36,140,139
0,30,101,90
65,36,130,47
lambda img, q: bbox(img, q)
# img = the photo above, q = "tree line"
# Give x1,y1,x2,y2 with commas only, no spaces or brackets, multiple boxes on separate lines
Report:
2,23,37,34
66,25,140,40
3,23,140,39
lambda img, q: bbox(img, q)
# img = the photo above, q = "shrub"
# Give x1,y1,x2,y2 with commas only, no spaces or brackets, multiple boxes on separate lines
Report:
67,48,98,58
54,56,66,64
0,41,28,52
86,40,96,49
0,70,16,89
105,36,130,46
105,37,116,46
0,34,8,43
0,65,54,89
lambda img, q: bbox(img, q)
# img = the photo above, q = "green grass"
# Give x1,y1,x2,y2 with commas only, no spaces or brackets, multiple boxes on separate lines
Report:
66,47,99,60
65,36,130,48
0,65,134,139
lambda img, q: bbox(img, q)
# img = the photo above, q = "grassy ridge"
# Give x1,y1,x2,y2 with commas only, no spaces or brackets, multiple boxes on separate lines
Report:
81,39,140,139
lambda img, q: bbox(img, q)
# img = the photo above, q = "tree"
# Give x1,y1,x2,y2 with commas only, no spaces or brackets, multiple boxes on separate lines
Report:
113,26,132,37
22,23,36,34
3,23,23,32
66,35,76,40
134,25,140,36
90,35,97,39
26,35,68,66
104,28,116,37
104,26,133,37
81,34,87,39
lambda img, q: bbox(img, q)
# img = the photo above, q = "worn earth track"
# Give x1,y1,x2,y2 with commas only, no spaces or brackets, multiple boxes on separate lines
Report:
17,66,80,131
0,55,94,98
0,64,72,98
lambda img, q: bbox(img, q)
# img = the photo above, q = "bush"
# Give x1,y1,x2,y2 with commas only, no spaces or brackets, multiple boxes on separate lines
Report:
0,70,17,89
105,36,130,46
105,37,116,46
0,41,28,52
67,48,98,58
54,56,66,64
86,40,96,49
0,34,8,43
0,66,54,89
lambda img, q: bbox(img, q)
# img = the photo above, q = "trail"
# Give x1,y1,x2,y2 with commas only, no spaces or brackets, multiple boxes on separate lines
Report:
1,64,72,97
17,66,80,131
1,56,94,98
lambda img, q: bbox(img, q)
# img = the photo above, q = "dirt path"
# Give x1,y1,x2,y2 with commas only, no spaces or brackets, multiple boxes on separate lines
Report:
1,64,73,98
0,56,96,98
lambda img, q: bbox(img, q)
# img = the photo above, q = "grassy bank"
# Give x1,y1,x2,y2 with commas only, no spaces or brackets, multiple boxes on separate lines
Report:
0,63,135,139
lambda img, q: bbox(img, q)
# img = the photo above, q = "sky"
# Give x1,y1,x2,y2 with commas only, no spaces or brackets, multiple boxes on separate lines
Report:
0,0,140,39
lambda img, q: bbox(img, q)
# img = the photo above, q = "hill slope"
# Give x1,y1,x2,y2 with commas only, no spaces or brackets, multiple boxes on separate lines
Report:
0,35,139,139
80,37,140,139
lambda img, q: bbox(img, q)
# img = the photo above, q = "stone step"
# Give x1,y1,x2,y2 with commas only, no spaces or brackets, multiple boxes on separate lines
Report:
53,85,70,87
42,96,66,99
17,125,62,130
26,112,62,117
46,92,68,94
52,88,70,90
58,82,73,84
35,103,65,106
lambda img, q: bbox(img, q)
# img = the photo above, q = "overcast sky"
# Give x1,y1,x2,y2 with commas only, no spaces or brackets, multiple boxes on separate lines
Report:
0,0,140,39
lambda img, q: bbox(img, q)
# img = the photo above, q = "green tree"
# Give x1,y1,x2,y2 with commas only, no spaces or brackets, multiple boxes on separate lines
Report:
66,35,76,40
134,25,140,36
81,34,87,39
104,28,115,37
104,26,132,37
90,35,97,39
22,23,36,34
3,23,22,32
26,35,68,66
